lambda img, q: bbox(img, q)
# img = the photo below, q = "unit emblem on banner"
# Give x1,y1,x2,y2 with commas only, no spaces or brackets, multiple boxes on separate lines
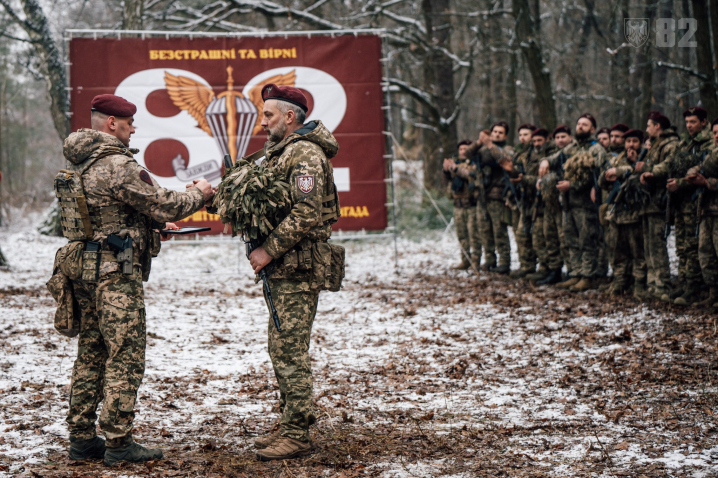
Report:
624,18,649,48
297,175,315,194
164,67,296,162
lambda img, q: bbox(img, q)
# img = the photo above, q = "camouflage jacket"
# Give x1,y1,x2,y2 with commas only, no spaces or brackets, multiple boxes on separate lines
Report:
598,149,644,225
444,156,477,207
640,128,679,214
466,141,514,201
687,143,718,216
261,120,339,261
63,128,205,277
545,135,608,210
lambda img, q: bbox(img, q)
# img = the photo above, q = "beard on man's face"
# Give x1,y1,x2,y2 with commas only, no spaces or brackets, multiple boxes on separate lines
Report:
575,130,591,141
265,122,287,143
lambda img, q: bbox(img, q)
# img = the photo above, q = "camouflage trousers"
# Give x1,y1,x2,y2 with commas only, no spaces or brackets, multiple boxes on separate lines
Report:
67,272,146,447
642,214,671,289
531,213,549,270
564,208,600,278
675,211,702,288
543,207,568,271
612,222,646,287
265,279,319,442
454,206,481,265
699,215,718,286
604,222,618,274
512,208,536,272
596,230,609,277
479,199,511,268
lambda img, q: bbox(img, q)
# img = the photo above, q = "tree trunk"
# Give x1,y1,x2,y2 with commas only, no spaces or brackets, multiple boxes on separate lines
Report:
710,1,718,87
421,0,457,191
507,51,519,144
123,0,144,30
691,0,718,116
512,0,557,131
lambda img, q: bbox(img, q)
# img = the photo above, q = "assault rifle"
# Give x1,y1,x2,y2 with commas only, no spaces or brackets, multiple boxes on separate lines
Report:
245,237,282,332
693,153,708,238
606,149,648,213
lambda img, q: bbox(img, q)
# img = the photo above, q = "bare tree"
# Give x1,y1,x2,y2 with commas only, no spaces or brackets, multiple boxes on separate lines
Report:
123,0,145,30
690,0,718,116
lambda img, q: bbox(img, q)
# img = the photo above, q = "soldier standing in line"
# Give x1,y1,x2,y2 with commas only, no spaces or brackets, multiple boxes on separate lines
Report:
539,113,609,292
247,84,342,460
597,127,611,151
643,106,712,306
535,125,573,285
465,122,514,274
443,140,481,270
686,117,718,307
635,111,678,300
600,129,647,298
507,123,537,278
56,95,214,465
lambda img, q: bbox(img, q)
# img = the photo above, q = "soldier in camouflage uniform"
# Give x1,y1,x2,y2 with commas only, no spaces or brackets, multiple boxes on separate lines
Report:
636,111,679,300
443,140,481,270
643,107,711,305
466,122,514,274
599,129,647,298
536,125,573,285
539,114,609,292
686,117,718,306
248,84,341,461
505,124,537,278
597,127,610,151
58,95,213,465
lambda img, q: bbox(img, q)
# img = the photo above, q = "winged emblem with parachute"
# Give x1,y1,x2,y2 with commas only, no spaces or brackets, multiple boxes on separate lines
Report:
164,67,297,163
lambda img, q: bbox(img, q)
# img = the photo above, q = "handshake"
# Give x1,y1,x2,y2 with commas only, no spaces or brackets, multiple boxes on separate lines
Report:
186,179,217,206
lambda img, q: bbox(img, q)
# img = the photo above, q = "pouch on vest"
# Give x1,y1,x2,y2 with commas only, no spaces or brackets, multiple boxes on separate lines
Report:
309,242,345,292
56,241,84,280
54,170,94,241
47,250,80,337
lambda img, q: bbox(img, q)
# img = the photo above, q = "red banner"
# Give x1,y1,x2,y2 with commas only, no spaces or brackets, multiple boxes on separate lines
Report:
69,35,387,232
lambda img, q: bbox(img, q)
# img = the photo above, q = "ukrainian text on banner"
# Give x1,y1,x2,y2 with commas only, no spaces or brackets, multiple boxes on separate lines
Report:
69,35,387,232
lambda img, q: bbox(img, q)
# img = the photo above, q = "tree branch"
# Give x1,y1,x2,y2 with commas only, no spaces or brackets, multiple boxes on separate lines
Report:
385,77,438,116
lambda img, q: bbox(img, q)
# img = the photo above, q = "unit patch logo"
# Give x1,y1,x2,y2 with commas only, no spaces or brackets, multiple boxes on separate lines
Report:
297,175,315,194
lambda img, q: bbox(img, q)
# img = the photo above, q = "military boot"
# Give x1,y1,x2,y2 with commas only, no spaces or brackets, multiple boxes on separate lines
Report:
256,436,312,461
535,269,562,285
452,261,471,270
674,284,701,306
669,286,685,301
570,277,594,292
632,282,648,300
490,264,510,275
556,276,580,289
526,267,549,281
481,263,494,272
606,282,627,296
694,287,718,307
105,441,163,466
254,429,282,449
509,268,530,279
69,436,106,461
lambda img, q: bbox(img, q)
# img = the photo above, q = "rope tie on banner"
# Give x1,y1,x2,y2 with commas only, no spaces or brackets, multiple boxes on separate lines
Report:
386,132,481,276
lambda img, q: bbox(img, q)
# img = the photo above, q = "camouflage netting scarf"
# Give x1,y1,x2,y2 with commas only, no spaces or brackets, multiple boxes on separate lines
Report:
541,172,560,208
563,151,595,185
210,159,291,239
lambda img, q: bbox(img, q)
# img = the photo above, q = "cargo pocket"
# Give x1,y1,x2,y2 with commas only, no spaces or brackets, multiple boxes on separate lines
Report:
327,243,345,292
118,390,136,413
46,270,81,337
57,241,84,281
310,243,331,291
103,290,144,311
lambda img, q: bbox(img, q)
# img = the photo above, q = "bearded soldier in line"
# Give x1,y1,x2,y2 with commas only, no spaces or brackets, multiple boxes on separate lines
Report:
539,113,609,292
466,122,514,274
599,129,647,298
443,140,482,270
635,111,679,300
535,125,572,285
506,123,537,278
643,106,712,305
686,117,718,307
56,95,214,465
247,84,342,460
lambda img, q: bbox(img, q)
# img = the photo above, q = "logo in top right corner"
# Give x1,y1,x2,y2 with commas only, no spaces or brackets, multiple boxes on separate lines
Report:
625,18,649,48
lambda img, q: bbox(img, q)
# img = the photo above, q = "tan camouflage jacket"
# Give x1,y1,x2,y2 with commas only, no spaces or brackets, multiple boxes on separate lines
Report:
444,156,477,208
545,136,608,210
688,143,718,216
466,141,514,201
598,150,642,225
63,128,206,277
640,128,679,214
261,120,339,261
652,126,712,214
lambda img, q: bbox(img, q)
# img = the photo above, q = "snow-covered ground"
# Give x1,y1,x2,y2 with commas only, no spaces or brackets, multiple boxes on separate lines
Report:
0,216,716,477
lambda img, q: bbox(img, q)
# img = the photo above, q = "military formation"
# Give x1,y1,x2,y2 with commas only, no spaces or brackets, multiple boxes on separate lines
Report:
445,107,718,307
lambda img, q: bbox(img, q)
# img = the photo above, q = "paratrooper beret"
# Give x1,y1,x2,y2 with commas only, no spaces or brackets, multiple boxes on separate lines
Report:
578,113,597,128
683,106,708,120
610,123,630,133
491,121,510,133
517,123,536,132
596,127,610,137
553,124,571,137
261,83,308,112
532,128,549,138
622,129,644,142
712,117,718,129
647,111,671,129
91,94,137,117
457,139,473,148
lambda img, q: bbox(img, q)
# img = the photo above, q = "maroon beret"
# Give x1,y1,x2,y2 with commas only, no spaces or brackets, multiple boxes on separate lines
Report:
491,121,509,133
578,113,597,128
517,123,536,132
647,111,671,129
610,123,630,133
597,127,610,136
532,128,549,138
683,106,708,120
553,124,571,137
91,94,137,117
623,129,644,142
261,83,308,112
457,139,473,148
712,117,718,129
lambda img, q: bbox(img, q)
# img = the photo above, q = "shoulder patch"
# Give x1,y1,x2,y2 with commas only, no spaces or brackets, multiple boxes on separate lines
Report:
139,170,153,186
297,175,315,194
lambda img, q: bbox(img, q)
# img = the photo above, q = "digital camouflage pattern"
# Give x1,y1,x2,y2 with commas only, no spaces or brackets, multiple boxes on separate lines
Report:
444,156,480,266
481,199,511,268
697,148,718,287
454,206,481,267
510,145,538,272
543,207,569,272
62,128,206,446
259,120,339,442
